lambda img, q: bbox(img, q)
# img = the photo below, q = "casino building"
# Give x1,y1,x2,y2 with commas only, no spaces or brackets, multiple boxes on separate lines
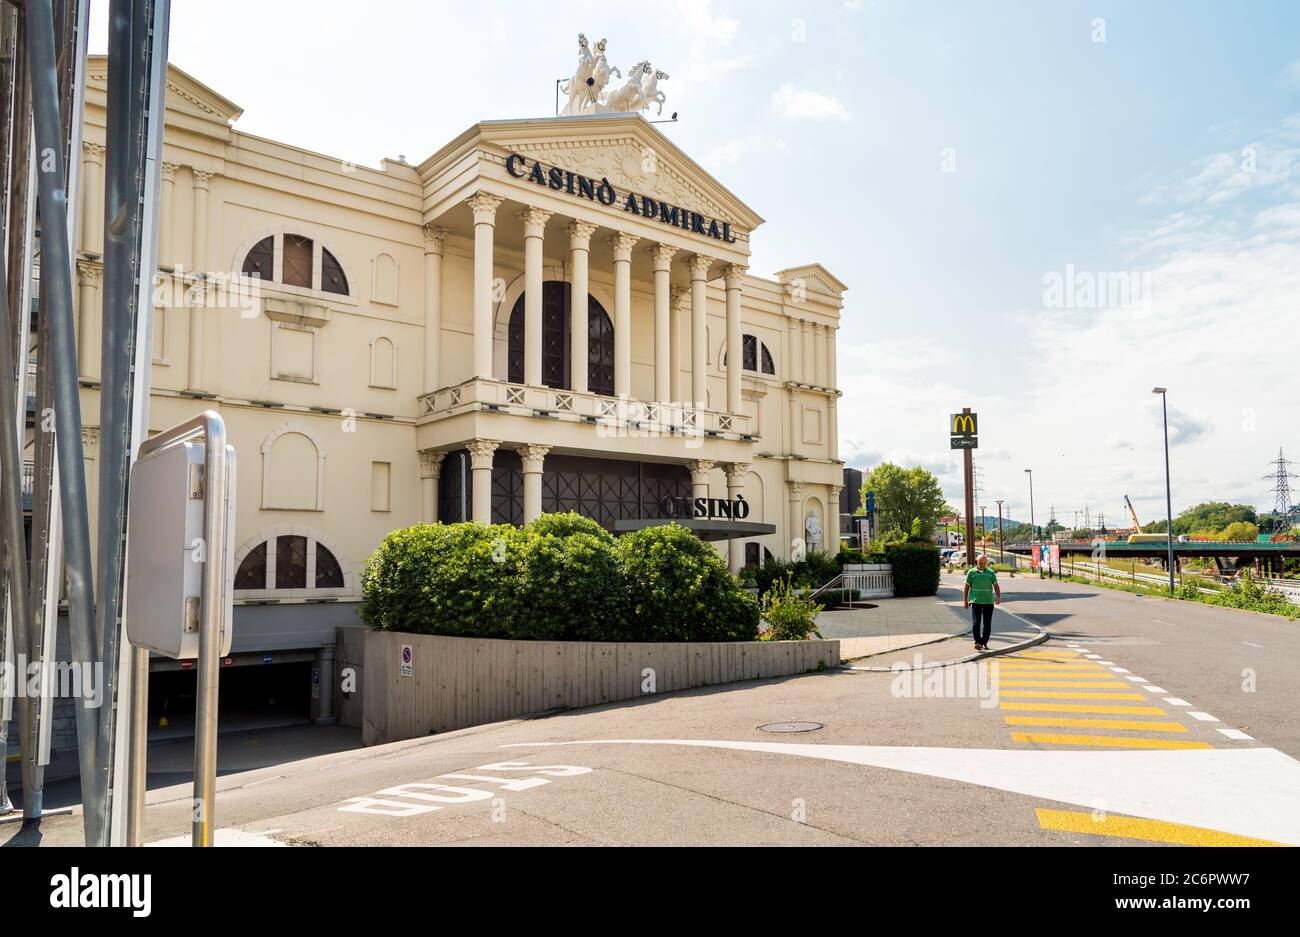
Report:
70,56,846,674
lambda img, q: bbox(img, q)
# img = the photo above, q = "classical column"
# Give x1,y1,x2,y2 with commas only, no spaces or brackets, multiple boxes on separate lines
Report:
802,319,815,385
787,317,802,384
158,162,178,269
828,485,844,553
828,395,839,460
422,225,450,394
724,264,745,415
81,142,103,254
688,254,711,409
567,220,598,394
467,438,499,524
788,481,805,558
669,286,687,404
188,169,213,392
520,207,552,386
467,193,503,379
76,260,101,381
418,449,442,523
813,323,826,387
725,462,750,575
650,244,677,403
609,232,639,398
828,323,838,388
518,444,551,524
689,459,715,501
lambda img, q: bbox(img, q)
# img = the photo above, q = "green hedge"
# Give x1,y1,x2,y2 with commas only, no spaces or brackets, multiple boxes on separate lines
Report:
886,542,941,597
360,513,758,642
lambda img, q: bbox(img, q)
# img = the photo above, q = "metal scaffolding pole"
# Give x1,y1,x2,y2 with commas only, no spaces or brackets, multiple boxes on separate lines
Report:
25,0,102,843
99,0,169,845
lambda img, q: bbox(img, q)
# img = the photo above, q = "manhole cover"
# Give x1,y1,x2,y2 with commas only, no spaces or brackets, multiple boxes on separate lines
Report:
758,721,824,733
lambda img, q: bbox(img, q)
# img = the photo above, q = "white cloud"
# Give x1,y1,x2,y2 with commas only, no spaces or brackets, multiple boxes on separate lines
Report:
770,83,850,121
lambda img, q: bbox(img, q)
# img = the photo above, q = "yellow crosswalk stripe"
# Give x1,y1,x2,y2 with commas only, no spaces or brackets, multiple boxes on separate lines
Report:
996,680,1130,688
1000,702,1167,715
993,671,1111,677
1011,731,1211,750
1005,716,1188,732
995,662,1106,669
1036,809,1285,847
999,690,1146,700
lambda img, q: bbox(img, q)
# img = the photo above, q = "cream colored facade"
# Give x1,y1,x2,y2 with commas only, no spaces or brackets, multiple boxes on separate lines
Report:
73,59,845,621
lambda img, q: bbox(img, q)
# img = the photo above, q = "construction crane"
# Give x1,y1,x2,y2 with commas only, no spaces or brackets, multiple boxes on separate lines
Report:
1123,494,1143,533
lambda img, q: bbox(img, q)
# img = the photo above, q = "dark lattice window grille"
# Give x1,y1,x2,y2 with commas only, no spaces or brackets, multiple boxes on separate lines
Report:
234,541,267,589
241,236,273,282
321,247,348,295
507,283,614,395
760,342,775,375
742,334,758,371
275,535,308,589
315,544,345,588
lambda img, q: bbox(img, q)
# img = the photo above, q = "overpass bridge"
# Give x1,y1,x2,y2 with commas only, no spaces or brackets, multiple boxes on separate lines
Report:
1002,539,1300,573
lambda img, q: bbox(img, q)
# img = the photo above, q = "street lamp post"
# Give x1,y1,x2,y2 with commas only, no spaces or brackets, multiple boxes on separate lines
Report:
980,505,987,551
1153,387,1175,595
996,499,1004,563
1024,469,1036,543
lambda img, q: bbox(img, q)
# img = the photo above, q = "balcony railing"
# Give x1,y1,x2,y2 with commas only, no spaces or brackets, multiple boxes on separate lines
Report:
418,378,754,441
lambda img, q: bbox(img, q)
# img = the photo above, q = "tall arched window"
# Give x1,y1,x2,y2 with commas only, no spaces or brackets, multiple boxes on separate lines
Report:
507,282,613,395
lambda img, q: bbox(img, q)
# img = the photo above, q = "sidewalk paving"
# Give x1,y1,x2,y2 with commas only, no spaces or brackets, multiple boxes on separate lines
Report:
834,578,1045,671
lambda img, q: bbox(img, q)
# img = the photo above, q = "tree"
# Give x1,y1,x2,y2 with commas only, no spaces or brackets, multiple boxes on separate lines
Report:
859,463,949,540
1218,521,1259,542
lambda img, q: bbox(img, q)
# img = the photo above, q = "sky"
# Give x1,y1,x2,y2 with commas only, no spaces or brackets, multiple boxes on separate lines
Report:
90,0,1300,528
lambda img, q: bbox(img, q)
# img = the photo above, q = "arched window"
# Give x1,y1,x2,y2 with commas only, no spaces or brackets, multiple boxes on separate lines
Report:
507,282,613,395
239,232,350,296
234,534,348,593
723,333,776,377
370,336,397,389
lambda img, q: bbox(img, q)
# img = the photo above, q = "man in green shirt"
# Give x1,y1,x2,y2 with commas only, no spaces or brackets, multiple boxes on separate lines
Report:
963,554,1001,651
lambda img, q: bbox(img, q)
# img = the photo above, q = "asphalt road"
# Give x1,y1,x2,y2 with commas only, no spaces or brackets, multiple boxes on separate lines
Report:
5,574,1299,847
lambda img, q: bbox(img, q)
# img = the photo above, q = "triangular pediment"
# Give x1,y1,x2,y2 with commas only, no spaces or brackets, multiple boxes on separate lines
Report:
429,114,764,233
775,263,848,297
85,56,243,126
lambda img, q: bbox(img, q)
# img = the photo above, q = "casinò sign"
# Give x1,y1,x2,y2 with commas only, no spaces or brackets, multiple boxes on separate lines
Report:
505,152,738,244
659,495,751,520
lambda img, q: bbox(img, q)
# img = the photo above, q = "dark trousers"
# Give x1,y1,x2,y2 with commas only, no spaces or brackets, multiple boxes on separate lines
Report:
970,603,994,645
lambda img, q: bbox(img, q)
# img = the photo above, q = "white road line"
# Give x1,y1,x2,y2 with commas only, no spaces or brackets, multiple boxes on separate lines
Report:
1095,661,1115,666
1110,667,1131,673
1218,729,1254,741
1243,642,1264,649
1142,686,1168,694
1153,619,1176,626
1083,654,1101,659
1164,698,1191,706
1187,712,1219,722
1125,676,1147,682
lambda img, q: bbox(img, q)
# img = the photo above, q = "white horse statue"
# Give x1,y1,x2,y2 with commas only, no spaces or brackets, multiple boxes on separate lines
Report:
586,39,619,112
640,68,669,116
600,60,651,113
558,34,594,116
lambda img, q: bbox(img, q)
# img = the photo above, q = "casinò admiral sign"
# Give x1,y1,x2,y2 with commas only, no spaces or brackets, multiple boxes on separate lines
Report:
506,152,738,244
659,495,751,520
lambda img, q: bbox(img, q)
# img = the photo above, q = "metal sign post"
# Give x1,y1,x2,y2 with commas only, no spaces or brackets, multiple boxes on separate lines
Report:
125,410,232,847
951,409,978,565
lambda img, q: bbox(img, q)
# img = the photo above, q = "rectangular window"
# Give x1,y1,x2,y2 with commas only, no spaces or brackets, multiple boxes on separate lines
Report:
276,535,308,589
282,234,313,288
371,461,391,512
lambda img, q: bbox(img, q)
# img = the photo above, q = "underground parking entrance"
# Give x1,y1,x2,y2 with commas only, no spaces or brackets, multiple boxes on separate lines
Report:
147,649,324,739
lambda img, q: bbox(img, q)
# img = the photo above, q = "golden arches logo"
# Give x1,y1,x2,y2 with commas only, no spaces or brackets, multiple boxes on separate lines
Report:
951,414,976,435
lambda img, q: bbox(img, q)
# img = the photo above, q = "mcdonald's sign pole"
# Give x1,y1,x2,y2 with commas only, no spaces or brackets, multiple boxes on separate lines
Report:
950,408,979,565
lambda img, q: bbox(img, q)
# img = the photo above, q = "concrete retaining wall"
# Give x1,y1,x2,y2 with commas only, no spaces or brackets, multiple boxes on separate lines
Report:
335,625,367,729
362,630,840,746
